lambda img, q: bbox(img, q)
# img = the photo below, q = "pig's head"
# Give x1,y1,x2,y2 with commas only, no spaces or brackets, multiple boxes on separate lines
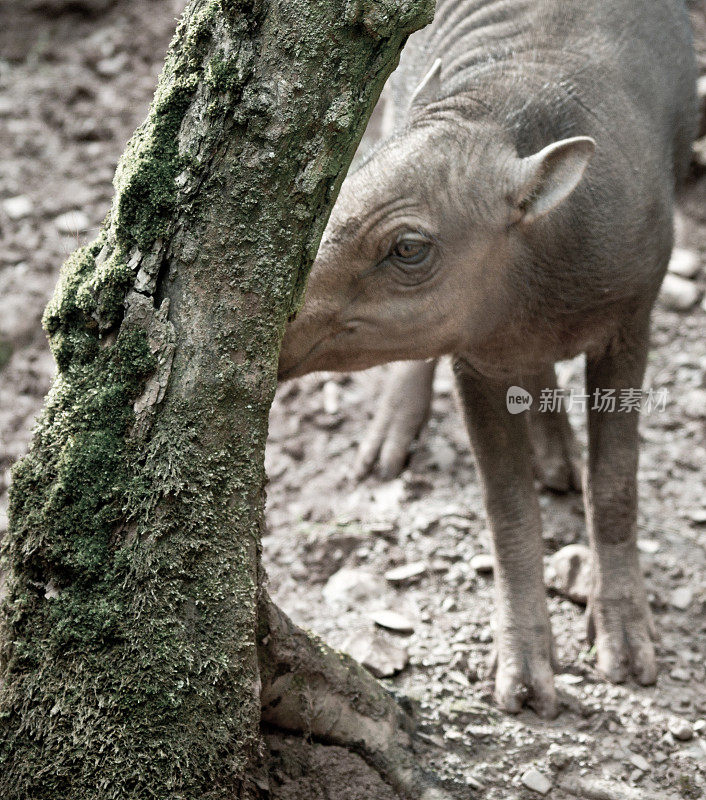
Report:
279,70,594,380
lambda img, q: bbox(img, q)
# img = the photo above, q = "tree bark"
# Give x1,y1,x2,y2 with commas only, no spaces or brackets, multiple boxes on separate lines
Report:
0,1,441,799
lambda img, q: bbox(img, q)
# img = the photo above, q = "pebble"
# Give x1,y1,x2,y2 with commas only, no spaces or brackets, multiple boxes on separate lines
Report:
546,544,591,605
322,380,339,415
681,388,706,419
627,752,650,772
3,195,33,219
689,508,706,525
670,586,694,611
637,538,661,554
384,561,426,583
370,609,415,634
470,553,494,574
669,667,691,683
693,719,706,733
660,274,701,311
54,210,90,234
668,717,694,741
341,629,408,678
668,247,700,278
95,52,130,78
520,768,552,795
322,568,385,608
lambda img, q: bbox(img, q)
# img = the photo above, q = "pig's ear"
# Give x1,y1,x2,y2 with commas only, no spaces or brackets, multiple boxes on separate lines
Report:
410,59,442,109
513,136,595,224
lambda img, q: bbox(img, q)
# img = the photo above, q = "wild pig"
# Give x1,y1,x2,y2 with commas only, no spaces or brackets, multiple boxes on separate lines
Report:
278,0,698,717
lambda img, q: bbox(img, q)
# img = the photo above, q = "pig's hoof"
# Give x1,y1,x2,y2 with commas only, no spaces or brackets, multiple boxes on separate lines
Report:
586,596,657,686
492,651,558,719
354,404,427,480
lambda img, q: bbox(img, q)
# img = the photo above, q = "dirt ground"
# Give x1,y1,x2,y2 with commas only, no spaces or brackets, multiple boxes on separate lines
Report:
1,2,705,798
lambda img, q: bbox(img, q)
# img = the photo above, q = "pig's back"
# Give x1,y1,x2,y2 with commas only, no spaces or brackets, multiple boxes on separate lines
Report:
393,0,697,180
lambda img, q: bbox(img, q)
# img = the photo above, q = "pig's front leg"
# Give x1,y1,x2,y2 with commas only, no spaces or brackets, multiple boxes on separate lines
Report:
355,360,437,479
584,312,656,685
454,360,557,718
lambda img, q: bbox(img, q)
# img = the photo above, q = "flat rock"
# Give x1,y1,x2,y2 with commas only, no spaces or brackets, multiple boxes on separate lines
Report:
627,752,649,772
521,768,552,795
668,247,701,278
670,586,694,610
668,717,694,741
660,274,701,311
3,195,33,220
384,561,426,583
342,629,408,678
470,553,494,574
322,568,386,609
54,210,90,234
370,609,415,634
547,544,591,605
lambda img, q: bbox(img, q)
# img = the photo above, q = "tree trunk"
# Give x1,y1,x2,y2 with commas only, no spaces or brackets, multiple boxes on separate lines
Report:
0,1,443,799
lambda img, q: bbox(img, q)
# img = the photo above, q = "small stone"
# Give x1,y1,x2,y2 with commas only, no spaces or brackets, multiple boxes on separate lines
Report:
322,568,385,608
54,210,90,234
441,596,457,612
670,667,691,682
95,52,129,78
690,508,706,525
384,561,426,583
447,670,471,688
547,744,574,771
470,553,494,574
3,195,33,220
370,609,415,634
547,544,591,605
556,672,583,685
660,274,701,311
668,248,701,278
670,586,694,611
637,538,660,554
443,514,472,530
44,581,59,600
322,380,340,415
693,719,706,733
342,629,408,678
627,752,649,772
668,717,694,741
429,439,456,471
681,388,706,419
521,768,552,795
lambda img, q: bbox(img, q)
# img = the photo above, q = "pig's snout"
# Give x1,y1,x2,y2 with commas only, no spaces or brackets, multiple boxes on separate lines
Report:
278,306,336,381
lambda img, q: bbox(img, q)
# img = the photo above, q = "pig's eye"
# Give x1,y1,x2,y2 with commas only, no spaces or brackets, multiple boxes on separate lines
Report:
391,237,430,266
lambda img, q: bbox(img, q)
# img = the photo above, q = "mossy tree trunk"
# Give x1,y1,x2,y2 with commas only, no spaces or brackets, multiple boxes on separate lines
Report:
0,1,442,799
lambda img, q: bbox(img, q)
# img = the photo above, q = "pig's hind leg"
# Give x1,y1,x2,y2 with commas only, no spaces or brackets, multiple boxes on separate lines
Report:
354,359,437,479
454,360,558,718
583,310,657,685
525,366,583,493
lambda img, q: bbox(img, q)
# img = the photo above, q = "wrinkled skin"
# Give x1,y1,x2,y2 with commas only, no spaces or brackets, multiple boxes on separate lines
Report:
278,0,698,717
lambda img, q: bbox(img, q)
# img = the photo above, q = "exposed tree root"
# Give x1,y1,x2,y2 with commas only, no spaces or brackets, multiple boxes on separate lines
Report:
258,594,453,800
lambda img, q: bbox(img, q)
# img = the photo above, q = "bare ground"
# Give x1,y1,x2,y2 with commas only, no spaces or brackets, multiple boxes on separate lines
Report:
0,2,705,798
